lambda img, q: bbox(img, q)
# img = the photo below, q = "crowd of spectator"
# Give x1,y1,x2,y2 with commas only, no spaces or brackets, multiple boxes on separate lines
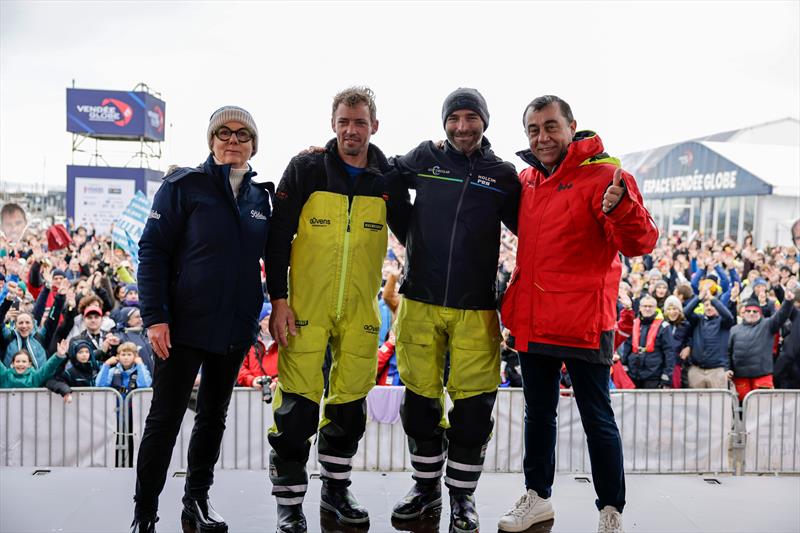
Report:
2,202,799,409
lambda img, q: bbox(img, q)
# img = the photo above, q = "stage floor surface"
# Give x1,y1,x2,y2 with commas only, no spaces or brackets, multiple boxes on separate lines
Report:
1,468,798,532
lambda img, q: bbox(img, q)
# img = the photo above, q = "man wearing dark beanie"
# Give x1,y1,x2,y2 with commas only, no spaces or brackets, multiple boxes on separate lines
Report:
389,88,520,533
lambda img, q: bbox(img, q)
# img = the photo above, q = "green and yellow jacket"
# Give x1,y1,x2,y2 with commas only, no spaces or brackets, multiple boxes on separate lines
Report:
266,139,407,318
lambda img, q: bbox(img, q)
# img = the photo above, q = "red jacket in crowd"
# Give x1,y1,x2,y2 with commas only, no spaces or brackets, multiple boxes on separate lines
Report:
237,339,278,387
502,132,658,362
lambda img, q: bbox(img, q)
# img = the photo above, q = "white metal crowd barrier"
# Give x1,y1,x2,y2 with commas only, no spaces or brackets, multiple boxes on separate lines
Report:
0,387,120,467
5,387,799,475
743,389,800,473
125,388,319,472
125,387,739,474
556,389,738,474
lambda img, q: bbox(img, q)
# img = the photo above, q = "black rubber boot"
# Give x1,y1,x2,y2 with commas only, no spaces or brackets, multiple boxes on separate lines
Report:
130,515,158,533
276,503,307,533
392,482,443,520
449,490,479,533
320,483,369,525
180,498,227,532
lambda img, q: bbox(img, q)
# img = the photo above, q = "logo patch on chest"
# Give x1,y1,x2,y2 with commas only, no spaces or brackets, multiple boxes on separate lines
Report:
428,165,451,176
309,217,331,227
363,222,383,231
250,210,267,220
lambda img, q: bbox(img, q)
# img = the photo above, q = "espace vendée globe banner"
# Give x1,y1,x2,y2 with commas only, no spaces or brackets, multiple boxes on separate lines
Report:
66,88,166,141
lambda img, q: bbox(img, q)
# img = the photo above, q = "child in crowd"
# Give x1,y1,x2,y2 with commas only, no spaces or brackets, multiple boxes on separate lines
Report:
95,341,152,397
46,339,100,403
0,339,68,388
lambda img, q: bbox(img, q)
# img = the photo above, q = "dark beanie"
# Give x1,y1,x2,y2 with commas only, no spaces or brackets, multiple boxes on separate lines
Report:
52,269,67,279
441,88,489,131
744,297,763,312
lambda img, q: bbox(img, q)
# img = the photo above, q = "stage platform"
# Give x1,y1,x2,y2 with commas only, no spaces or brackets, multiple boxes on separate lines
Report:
1,468,798,532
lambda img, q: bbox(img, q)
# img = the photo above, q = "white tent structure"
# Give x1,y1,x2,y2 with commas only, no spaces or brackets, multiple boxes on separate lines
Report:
621,118,800,247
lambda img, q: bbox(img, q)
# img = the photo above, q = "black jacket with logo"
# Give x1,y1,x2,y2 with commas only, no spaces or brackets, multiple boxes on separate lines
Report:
394,138,520,310
266,138,407,300
138,154,271,354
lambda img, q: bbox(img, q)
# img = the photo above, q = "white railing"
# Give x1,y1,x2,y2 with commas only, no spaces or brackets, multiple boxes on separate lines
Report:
4,386,799,475
743,389,800,473
0,387,121,467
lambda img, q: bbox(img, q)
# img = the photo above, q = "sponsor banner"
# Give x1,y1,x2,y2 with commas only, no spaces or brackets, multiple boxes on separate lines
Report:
632,142,772,199
73,176,136,234
66,166,163,234
66,88,166,141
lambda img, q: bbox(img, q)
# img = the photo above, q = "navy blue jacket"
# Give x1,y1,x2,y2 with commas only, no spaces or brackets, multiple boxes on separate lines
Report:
620,317,673,383
138,155,271,354
393,138,520,310
684,296,735,370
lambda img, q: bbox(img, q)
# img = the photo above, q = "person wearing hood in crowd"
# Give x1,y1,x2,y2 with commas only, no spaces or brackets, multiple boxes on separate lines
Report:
728,291,795,401
120,284,140,308
237,303,278,390
114,307,155,374
45,339,100,403
0,339,68,388
2,280,65,368
683,285,736,389
662,295,691,388
619,295,673,389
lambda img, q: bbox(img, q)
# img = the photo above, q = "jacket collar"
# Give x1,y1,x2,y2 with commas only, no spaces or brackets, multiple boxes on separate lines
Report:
203,153,257,186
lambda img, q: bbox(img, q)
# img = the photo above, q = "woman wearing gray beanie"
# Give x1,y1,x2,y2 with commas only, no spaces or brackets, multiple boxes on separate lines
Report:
131,105,270,533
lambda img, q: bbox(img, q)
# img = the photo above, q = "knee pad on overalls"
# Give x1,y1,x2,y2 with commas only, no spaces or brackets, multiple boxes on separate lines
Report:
268,391,319,462
447,391,497,448
400,388,445,440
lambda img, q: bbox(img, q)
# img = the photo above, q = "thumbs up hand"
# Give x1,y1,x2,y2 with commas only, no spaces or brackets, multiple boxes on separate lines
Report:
602,168,626,214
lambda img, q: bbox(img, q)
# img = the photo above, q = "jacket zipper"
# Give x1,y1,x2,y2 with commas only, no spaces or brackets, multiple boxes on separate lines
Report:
336,196,354,321
443,157,474,306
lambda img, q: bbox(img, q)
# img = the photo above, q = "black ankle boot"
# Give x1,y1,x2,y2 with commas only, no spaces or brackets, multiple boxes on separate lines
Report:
181,498,227,533
130,516,158,533
392,482,442,520
320,483,369,525
449,491,479,533
277,503,307,533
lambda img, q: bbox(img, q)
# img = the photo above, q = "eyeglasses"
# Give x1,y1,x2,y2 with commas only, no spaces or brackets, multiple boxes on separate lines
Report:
215,127,253,143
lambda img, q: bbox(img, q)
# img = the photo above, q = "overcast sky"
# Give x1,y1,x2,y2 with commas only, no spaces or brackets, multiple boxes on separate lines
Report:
1,0,798,188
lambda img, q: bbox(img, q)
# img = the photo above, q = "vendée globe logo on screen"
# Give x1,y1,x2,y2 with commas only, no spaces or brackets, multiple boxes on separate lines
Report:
147,105,165,133
75,97,133,127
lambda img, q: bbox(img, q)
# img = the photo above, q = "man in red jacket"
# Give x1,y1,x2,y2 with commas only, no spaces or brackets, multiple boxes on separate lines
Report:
497,96,658,533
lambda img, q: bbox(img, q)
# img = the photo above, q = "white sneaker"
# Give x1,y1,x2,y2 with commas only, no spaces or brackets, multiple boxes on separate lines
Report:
497,489,555,532
598,505,624,533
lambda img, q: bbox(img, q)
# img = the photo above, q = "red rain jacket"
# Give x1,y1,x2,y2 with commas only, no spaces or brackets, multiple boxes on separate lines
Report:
502,132,658,362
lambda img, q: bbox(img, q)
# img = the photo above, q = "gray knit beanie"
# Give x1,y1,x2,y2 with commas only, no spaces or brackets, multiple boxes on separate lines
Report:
207,106,259,156
664,295,683,313
441,88,489,131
